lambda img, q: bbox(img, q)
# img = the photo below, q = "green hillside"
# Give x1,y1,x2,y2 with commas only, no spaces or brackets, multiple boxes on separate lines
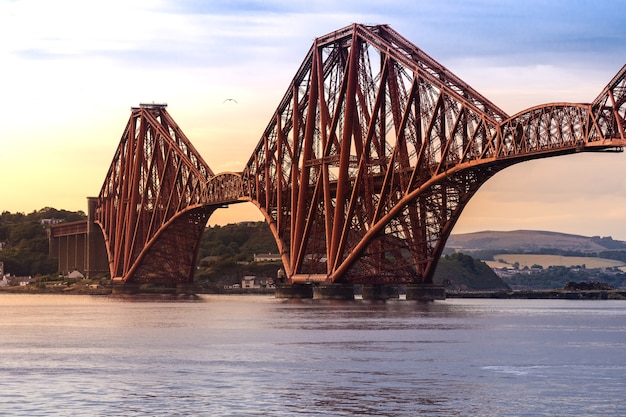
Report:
197,221,279,262
434,252,510,291
0,208,86,276
444,230,626,289
196,222,508,291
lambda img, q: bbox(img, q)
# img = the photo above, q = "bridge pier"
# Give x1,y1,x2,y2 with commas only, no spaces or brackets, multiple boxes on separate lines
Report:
313,284,355,300
274,283,445,301
274,283,314,299
361,284,398,300
405,284,446,301
111,282,141,295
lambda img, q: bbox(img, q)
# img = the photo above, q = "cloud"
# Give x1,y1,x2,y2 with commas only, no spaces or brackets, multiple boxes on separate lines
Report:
5,0,623,75
163,0,295,15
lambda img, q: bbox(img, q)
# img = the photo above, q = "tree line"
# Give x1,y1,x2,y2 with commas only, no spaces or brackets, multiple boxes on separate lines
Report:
502,266,626,290
0,208,86,276
0,208,510,291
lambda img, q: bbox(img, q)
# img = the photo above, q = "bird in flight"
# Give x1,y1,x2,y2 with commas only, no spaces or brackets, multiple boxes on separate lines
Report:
223,98,238,104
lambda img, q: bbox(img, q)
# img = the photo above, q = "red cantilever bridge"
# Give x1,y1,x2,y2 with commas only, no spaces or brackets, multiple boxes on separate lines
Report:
50,23,626,297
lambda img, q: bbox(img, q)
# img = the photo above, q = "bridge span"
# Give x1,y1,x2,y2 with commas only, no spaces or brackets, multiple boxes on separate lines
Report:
50,23,626,299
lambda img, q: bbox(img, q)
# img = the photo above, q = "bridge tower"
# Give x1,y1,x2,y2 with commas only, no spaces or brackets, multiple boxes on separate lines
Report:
94,103,220,287
241,24,626,289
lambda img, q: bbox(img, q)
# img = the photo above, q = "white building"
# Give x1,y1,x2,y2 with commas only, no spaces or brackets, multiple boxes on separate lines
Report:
242,276,258,288
253,253,281,262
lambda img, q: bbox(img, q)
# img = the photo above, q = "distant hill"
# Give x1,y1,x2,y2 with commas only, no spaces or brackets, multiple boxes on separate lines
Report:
446,230,626,253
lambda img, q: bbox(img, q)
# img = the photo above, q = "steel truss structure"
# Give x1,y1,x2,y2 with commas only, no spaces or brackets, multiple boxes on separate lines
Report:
89,24,625,286
94,104,243,284
241,24,626,285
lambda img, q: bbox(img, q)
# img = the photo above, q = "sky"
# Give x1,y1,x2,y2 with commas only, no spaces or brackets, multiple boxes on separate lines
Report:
1,0,626,239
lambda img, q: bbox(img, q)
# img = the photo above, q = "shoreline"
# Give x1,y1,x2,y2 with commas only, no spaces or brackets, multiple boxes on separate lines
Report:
446,289,626,300
1,286,625,300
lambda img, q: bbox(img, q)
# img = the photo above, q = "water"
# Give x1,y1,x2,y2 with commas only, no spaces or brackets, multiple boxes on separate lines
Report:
0,294,624,416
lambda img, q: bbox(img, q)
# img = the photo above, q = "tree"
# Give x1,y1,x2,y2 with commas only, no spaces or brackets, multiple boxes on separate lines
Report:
0,208,86,276
434,252,510,291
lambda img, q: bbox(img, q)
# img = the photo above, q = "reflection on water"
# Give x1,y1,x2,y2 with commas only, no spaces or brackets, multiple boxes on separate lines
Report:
0,294,624,416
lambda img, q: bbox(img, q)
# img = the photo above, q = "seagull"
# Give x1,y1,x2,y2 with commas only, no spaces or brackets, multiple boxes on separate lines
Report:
223,98,238,104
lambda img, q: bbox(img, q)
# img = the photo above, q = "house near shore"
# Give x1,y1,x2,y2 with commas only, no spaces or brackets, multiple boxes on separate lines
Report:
241,275,275,289
253,253,281,262
0,274,37,287
18,277,36,286
242,275,258,288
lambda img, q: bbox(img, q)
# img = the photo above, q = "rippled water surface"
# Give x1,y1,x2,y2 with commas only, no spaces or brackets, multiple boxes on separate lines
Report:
0,294,624,416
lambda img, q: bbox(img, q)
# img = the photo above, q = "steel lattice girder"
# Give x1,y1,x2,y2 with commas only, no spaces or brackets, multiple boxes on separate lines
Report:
95,104,217,283
91,24,626,287
241,23,626,285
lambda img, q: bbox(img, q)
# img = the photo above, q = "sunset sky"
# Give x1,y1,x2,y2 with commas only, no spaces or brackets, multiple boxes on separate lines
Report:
1,1,625,239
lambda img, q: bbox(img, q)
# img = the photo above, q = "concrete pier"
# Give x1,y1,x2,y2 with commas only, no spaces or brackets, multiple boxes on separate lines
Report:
111,283,141,295
274,283,314,299
405,284,446,301
361,284,398,300
274,283,445,301
313,284,355,300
